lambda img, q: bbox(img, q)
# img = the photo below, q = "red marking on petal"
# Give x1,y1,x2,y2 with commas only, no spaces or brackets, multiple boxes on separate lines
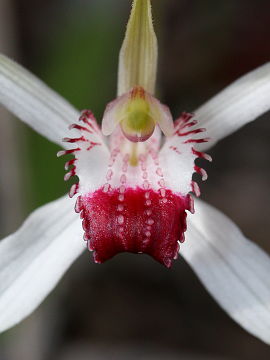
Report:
174,112,194,126
87,141,101,151
79,110,95,123
181,120,198,129
194,165,208,181
172,113,210,157
192,148,212,162
130,86,146,99
65,159,76,171
169,146,181,155
64,168,76,181
58,110,102,202
57,148,80,157
77,188,192,268
191,181,201,197
69,183,79,198
79,110,100,133
75,196,82,213
184,138,210,144
69,123,92,133
63,136,86,143
187,194,195,214
177,128,206,137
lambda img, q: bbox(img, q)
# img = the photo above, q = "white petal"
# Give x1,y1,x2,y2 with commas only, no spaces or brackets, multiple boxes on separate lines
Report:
195,62,270,150
181,199,270,344
0,54,79,146
0,196,85,333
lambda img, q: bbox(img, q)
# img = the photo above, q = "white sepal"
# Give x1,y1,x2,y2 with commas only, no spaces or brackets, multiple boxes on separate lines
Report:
195,62,270,150
0,54,79,146
0,196,85,333
118,0,158,95
182,198,270,344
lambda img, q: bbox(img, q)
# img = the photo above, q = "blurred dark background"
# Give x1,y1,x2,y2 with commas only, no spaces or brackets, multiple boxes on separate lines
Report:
0,0,270,359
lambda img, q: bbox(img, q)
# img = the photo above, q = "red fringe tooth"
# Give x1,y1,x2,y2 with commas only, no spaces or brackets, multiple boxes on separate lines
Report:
169,112,210,193
194,165,208,181
174,112,194,128
184,138,210,144
79,110,95,123
69,123,92,133
65,159,76,171
181,120,198,129
191,180,201,197
176,128,206,137
58,109,103,207
192,148,212,162
69,183,79,198
64,168,76,181
87,141,101,151
57,148,80,157
75,196,82,213
79,110,100,133
187,194,195,214
62,136,86,143
179,112,194,124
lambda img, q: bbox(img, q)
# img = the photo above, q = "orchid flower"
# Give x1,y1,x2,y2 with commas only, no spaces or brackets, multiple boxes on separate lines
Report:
0,0,270,345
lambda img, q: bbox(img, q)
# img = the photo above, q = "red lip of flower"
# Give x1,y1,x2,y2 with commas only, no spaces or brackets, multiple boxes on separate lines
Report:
58,100,210,268
0,0,270,347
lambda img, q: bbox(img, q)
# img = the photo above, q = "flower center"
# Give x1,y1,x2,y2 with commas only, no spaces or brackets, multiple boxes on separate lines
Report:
120,91,155,142
101,86,174,143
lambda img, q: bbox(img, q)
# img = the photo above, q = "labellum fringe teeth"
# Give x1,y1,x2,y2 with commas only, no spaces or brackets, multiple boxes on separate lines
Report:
58,110,211,267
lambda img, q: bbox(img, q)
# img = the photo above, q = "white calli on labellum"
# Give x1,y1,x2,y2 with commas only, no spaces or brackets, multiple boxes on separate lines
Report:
0,0,270,345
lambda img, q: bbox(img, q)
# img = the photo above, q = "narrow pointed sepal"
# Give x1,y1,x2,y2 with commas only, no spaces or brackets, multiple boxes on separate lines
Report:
0,54,79,146
195,62,270,151
0,196,84,333
182,199,270,345
118,0,158,95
